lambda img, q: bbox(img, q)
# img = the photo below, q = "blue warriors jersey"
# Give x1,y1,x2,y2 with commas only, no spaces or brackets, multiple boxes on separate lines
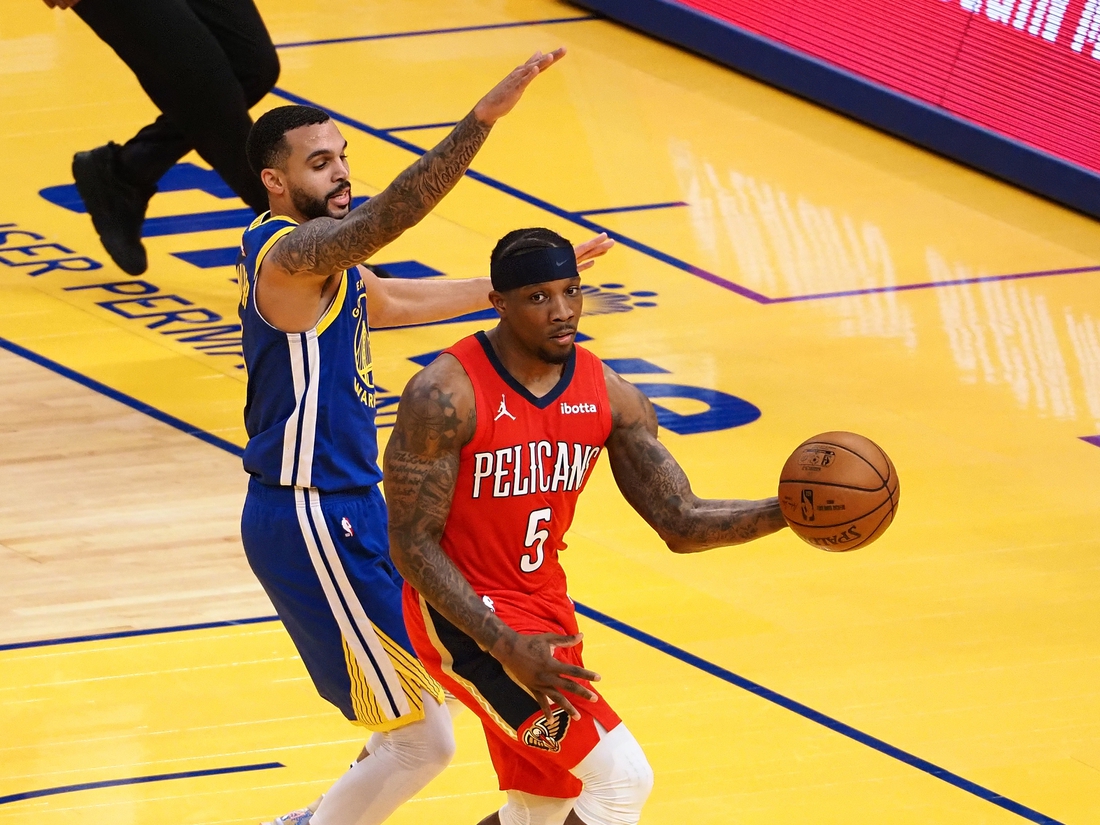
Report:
238,212,381,492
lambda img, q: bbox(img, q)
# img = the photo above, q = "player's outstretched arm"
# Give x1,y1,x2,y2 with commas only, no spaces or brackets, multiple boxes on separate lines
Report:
604,367,787,553
385,357,599,719
268,49,566,280
366,232,614,327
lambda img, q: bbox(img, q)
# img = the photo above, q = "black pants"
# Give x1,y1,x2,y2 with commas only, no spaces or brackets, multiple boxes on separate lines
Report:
75,0,279,213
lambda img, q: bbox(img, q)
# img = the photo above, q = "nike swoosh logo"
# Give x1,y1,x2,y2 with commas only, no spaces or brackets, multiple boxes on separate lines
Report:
556,260,566,266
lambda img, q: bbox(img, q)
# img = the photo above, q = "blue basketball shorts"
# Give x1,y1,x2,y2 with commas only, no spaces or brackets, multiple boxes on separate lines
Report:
241,478,444,731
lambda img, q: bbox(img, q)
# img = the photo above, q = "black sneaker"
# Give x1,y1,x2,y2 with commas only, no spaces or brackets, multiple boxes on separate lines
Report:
71,143,152,275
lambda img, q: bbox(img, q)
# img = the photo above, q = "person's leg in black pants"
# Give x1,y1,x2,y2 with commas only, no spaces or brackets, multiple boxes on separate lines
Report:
71,0,279,273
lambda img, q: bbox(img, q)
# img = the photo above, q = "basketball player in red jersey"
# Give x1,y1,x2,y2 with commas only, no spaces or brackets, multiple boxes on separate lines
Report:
384,227,789,825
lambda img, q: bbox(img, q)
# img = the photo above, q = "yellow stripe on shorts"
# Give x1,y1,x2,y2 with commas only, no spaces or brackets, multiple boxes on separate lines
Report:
341,630,444,732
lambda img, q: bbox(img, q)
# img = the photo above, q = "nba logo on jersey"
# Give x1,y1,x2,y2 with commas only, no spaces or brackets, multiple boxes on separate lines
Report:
341,517,354,537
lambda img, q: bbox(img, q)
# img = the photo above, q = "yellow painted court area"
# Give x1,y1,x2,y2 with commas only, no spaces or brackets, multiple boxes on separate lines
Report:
2,0,1100,823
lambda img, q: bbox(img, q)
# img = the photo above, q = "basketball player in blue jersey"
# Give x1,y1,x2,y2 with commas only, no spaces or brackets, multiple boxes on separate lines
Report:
237,50,613,825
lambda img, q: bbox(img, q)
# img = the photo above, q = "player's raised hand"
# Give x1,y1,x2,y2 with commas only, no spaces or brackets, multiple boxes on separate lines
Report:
574,232,615,272
473,48,567,126
491,630,600,721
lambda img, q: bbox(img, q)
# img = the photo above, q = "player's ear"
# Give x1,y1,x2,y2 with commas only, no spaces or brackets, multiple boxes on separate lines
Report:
260,167,284,195
488,290,507,316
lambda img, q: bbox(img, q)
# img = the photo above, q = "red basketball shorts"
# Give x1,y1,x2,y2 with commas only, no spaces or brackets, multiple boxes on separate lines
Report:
403,585,621,798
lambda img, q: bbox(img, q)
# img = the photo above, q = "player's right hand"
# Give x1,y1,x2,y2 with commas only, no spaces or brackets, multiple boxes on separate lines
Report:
575,232,615,272
490,630,600,721
472,48,567,126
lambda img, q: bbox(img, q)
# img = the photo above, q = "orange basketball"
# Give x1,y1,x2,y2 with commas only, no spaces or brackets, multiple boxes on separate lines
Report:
778,432,899,551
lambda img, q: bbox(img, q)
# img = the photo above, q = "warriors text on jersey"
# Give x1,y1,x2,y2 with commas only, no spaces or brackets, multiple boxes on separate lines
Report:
237,212,381,492
425,331,612,620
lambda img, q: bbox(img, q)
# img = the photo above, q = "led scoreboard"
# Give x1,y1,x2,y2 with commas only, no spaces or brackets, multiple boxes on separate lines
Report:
573,0,1100,217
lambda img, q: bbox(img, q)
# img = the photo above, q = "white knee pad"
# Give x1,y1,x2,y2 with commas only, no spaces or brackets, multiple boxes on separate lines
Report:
375,691,456,772
498,790,577,825
362,695,464,758
570,723,653,825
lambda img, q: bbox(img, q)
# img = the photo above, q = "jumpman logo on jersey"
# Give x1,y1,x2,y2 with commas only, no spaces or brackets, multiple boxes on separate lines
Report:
494,394,516,421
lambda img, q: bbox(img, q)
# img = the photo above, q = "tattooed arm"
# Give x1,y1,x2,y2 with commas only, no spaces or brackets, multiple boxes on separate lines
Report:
604,366,788,553
385,356,599,719
268,49,566,281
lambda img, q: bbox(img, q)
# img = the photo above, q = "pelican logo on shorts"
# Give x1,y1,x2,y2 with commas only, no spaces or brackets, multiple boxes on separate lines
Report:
522,708,571,753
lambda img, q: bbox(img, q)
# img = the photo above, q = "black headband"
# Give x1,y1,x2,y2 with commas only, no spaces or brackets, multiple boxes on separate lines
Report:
490,246,579,292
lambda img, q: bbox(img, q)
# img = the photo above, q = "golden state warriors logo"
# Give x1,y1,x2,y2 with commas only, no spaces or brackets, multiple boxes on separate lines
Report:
521,708,571,753
351,279,375,408
236,257,249,308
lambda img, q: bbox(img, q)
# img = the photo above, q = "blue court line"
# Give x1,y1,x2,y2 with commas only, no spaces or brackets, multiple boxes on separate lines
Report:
171,247,240,269
572,601,1065,825
2,585,1064,822
267,86,772,304
0,763,283,806
274,15,599,50
143,207,255,237
765,264,1100,303
0,336,244,458
575,201,689,216
382,121,461,133
0,616,278,653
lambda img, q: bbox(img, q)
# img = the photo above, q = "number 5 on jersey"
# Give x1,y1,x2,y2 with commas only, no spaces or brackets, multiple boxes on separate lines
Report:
521,507,552,573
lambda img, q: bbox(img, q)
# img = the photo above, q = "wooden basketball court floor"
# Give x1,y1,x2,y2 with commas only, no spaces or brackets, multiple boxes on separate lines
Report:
2,1,1099,822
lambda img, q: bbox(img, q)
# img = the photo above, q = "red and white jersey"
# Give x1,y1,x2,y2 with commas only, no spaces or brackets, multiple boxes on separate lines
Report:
438,332,612,625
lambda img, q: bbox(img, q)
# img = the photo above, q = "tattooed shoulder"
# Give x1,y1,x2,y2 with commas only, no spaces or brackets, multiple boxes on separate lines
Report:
266,217,341,278
603,363,656,435
392,355,477,456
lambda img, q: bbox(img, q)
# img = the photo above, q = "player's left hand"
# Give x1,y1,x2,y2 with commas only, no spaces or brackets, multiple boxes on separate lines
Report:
472,49,567,125
574,232,615,272
490,630,600,721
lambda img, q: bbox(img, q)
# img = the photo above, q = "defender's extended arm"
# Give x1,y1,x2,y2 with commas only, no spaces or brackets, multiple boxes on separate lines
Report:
269,50,566,280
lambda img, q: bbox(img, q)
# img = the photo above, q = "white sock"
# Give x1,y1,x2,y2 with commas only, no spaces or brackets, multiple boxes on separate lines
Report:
312,691,455,825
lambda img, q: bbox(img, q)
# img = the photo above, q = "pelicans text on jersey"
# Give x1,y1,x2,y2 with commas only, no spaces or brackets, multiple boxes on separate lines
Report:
436,331,612,618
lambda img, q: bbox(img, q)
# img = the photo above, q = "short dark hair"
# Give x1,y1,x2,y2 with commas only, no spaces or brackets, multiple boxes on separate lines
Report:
246,105,331,174
490,228,572,266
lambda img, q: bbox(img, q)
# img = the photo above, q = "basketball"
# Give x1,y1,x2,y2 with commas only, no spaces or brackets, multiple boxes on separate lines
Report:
778,432,899,551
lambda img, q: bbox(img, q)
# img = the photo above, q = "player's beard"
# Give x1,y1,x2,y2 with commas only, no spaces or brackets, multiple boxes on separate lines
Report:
290,181,350,220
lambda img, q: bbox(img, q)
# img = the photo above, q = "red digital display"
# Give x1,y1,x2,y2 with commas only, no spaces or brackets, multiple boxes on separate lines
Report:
674,0,1100,175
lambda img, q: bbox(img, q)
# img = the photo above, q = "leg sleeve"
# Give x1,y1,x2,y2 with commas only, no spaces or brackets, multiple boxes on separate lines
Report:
312,691,456,825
